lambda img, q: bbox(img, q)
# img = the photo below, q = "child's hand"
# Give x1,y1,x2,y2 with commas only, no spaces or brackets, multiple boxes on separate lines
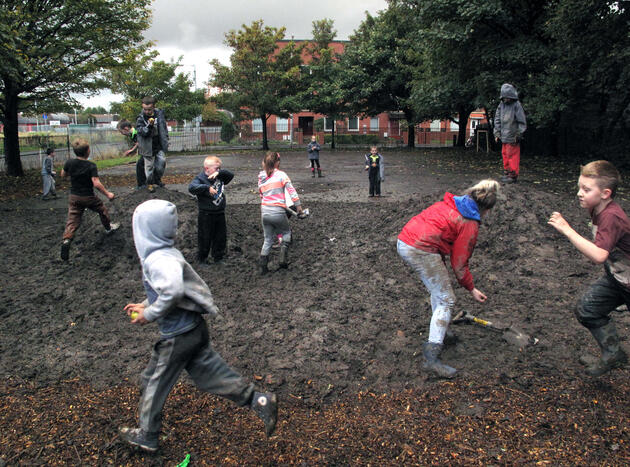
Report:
124,303,148,324
548,212,571,234
208,171,219,180
470,288,487,303
365,166,369,171
148,118,155,126
209,187,218,196
107,191,115,200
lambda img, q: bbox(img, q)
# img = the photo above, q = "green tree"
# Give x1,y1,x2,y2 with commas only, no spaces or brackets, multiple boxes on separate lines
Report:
210,20,305,150
302,19,348,149
0,0,151,176
109,59,205,124
341,6,420,148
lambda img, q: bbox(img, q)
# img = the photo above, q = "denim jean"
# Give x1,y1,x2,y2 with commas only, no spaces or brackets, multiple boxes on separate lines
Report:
260,206,291,256
397,240,455,344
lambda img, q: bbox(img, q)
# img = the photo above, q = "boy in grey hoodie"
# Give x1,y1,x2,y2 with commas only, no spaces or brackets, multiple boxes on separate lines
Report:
493,83,527,183
119,199,278,452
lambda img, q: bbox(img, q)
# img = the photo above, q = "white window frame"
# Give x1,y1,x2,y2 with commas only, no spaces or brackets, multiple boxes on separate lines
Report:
348,117,359,131
370,117,379,131
252,118,263,133
276,117,288,132
324,117,335,132
430,119,441,132
450,120,459,131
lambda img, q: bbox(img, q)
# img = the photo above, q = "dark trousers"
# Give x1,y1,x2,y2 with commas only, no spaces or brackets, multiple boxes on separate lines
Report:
136,157,146,187
197,211,227,262
139,321,254,434
368,169,381,196
309,159,320,169
576,271,630,328
63,194,111,240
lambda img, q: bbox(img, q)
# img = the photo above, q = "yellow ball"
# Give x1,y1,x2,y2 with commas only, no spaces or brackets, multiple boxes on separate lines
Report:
130,311,138,320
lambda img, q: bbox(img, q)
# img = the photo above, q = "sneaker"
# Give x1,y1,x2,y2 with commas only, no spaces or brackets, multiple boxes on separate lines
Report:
147,184,155,193
105,222,120,234
251,392,278,437
118,427,158,452
60,239,71,261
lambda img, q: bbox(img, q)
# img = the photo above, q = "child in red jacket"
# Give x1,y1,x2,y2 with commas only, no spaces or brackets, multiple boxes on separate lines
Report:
397,179,500,378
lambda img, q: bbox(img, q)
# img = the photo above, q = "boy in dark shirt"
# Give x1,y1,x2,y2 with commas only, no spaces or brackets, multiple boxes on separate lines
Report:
549,160,630,376
117,119,145,189
188,156,234,265
364,145,385,197
60,138,120,261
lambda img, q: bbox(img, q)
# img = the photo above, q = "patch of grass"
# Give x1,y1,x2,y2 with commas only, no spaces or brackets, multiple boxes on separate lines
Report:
94,156,137,169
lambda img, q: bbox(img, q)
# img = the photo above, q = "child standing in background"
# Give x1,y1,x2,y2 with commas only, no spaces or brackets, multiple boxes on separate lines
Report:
41,148,57,200
494,83,527,184
307,135,323,178
364,146,384,197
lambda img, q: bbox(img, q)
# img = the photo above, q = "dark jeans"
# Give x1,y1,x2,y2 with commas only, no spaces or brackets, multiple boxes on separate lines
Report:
197,211,227,262
136,157,146,187
309,159,320,169
575,270,630,328
138,321,254,434
63,194,111,240
368,169,381,196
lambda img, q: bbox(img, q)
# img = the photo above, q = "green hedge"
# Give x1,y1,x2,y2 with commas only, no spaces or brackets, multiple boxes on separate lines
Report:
324,134,379,144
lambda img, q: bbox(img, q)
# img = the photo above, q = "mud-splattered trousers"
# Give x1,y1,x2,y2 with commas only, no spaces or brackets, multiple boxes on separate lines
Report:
139,319,254,435
260,205,291,256
63,194,112,240
575,268,630,329
397,240,456,344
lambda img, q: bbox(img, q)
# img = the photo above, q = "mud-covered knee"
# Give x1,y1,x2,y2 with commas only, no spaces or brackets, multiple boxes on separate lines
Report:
575,299,601,329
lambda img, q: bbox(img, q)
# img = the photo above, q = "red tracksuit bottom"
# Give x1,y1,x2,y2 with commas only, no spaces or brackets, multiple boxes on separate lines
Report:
502,143,520,178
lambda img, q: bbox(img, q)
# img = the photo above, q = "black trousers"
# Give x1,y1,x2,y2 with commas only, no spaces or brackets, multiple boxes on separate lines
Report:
576,270,630,329
197,211,227,262
136,157,146,187
368,169,381,196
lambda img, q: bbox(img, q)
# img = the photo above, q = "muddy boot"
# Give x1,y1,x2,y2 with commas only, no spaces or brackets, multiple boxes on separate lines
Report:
259,255,269,275
317,168,323,178
422,342,457,378
251,391,278,437
279,243,289,269
60,239,72,261
583,322,628,376
311,168,315,178
118,427,159,452
500,170,511,182
443,328,458,347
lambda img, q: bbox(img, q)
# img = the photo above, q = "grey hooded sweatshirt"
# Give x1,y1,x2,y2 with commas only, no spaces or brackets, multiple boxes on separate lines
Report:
493,84,527,144
132,199,218,338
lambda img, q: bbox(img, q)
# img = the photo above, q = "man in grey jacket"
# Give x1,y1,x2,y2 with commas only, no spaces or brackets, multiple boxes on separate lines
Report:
136,96,168,192
119,199,278,452
494,83,527,184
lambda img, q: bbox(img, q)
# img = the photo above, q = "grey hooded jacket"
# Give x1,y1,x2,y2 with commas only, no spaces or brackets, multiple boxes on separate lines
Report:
493,84,527,144
136,108,169,158
132,200,218,338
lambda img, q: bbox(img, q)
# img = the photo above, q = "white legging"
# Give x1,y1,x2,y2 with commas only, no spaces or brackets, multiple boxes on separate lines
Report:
397,240,456,344
260,206,291,256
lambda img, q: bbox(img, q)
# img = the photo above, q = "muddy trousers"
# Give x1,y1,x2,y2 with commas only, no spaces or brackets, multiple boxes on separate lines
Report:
197,211,227,262
139,321,254,435
368,169,381,196
501,143,520,178
136,157,146,187
397,240,456,344
42,174,56,197
261,206,291,256
62,194,111,240
575,272,630,329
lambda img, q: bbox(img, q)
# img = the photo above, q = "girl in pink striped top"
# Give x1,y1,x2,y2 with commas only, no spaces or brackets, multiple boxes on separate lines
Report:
258,152,304,274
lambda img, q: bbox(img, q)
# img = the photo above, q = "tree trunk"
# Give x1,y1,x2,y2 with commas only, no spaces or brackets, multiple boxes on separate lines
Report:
456,106,473,147
331,118,335,149
3,89,24,176
403,109,415,148
261,114,269,150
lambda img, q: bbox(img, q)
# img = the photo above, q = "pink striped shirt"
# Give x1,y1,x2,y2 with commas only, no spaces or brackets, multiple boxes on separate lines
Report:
258,169,300,208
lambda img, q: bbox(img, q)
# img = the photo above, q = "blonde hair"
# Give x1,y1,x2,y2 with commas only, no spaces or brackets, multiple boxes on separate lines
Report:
465,179,500,211
72,138,90,158
580,160,620,197
204,155,222,167
263,152,280,177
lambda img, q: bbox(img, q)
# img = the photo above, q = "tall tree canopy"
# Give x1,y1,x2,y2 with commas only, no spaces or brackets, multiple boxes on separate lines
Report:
210,20,304,150
109,59,205,123
0,0,152,176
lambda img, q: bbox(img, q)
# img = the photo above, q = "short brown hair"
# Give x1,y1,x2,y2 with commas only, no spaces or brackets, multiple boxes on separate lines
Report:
117,119,132,130
72,138,90,158
204,155,222,167
263,152,280,177
580,160,621,197
142,96,156,105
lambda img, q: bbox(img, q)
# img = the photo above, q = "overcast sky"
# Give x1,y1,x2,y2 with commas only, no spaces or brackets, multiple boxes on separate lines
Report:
78,0,388,109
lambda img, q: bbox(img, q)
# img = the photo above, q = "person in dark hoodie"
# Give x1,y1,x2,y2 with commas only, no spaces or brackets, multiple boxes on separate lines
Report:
494,83,527,184
136,96,168,192
397,180,499,378
188,155,234,265
119,200,278,452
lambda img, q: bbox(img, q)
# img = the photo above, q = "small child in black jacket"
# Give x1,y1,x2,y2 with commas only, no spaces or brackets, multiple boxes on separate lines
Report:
189,156,234,265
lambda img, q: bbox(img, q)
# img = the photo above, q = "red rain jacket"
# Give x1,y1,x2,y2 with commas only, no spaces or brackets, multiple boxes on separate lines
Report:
398,193,479,291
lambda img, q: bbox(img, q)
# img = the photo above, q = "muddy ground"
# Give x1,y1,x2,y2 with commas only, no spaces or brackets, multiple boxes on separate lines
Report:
1,148,629,465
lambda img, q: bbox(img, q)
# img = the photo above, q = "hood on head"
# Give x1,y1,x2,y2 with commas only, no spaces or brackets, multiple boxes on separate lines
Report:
500,83,518,100
132,199,177,260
